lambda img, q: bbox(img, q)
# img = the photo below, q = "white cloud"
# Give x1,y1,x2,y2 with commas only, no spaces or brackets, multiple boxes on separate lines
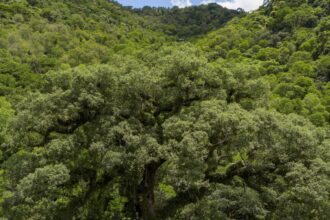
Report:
201,0,217,4
201,0,264,11
171,0,192,8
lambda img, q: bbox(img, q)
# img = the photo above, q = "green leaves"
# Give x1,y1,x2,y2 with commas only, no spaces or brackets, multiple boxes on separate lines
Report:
17,164,70,199
0,0,329,219
174,184,267,220
0,97,13,132
0,97,14,144
4,164,70,220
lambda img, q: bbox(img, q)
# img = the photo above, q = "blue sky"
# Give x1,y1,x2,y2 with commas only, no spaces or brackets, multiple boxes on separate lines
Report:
116,0,264,11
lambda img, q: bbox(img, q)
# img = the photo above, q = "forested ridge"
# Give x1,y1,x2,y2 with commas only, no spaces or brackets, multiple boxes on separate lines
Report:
0,0,330,219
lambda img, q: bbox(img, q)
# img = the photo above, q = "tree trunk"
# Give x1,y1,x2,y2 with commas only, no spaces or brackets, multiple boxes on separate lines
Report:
139,159,165,220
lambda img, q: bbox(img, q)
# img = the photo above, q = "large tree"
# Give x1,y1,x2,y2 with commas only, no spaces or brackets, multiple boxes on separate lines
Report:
1,46,329,219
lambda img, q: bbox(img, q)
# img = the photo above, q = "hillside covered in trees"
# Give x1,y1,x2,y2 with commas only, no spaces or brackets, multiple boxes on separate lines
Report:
0,0,330,219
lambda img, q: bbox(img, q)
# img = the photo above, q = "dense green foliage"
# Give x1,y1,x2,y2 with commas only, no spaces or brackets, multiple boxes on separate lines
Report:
133,3,244,38
0,0,329,219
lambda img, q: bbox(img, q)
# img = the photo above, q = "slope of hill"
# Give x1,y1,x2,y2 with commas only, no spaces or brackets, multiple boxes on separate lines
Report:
0,0,330,219
196,0,330,126
132,3,244,38
0,0,172,94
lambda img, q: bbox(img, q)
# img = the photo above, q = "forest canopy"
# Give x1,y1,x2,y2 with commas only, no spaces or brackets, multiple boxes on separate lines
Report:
0,0,329,219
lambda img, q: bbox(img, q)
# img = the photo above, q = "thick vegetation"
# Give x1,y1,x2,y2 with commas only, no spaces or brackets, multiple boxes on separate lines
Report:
133,3,244,38
0,0,329,219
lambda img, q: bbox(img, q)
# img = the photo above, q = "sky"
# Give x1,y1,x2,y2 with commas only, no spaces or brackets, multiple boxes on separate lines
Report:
117,0,264,11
